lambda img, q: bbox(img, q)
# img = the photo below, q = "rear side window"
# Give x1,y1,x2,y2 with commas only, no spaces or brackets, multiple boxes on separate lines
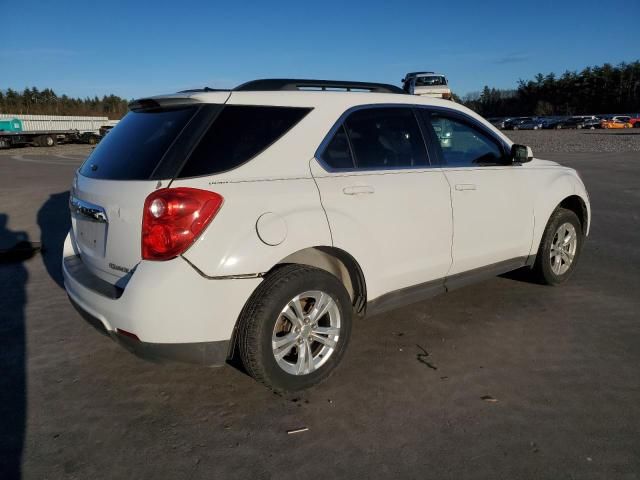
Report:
79,106,197,180
177,106,311,178
322,125,354,169
343,107,428,169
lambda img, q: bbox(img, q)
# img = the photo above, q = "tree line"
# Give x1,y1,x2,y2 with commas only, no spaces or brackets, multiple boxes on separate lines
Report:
462,60,640,117
3,60,639,119
0,87,130,118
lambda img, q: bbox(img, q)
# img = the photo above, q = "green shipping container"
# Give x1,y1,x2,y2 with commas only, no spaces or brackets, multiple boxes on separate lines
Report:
0,118,23,132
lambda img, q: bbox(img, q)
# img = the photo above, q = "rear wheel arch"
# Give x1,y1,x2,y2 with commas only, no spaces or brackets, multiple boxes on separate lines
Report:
272,246,367,315
226,246,366,366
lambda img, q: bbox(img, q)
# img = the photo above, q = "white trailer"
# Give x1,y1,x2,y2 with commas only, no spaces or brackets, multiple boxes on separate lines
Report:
0,114,119,148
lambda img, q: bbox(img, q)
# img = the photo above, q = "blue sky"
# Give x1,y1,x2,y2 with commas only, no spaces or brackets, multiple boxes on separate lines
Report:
3,0,639,99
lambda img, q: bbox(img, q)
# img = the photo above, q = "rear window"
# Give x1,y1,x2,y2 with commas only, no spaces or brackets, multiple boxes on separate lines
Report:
177,105,311,178
79,104,310,180
79,106,197,180
415,76,447,87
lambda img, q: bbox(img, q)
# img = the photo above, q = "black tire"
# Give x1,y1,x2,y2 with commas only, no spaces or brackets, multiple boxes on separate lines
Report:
531,208,583,286
237,264,353,392
38,135,55,147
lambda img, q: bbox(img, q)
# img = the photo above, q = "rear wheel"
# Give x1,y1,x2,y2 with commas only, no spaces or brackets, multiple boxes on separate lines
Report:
531,208,583,285
237,264,352,392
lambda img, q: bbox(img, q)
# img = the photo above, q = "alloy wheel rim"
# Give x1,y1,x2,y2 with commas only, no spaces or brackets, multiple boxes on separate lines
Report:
271,290,341,376
550,222,577,275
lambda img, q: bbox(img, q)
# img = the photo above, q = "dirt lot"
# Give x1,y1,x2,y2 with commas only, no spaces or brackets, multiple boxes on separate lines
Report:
1,133,639,479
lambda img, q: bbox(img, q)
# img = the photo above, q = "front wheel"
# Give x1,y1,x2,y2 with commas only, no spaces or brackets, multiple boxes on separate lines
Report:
531,208,583,285
237,264,353,392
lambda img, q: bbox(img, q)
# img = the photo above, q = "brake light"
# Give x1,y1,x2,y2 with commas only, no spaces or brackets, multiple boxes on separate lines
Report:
142,188,223,261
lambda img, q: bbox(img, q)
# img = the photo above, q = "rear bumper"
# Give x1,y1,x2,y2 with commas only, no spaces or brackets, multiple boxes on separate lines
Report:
62,232,262,365
69,296,230,365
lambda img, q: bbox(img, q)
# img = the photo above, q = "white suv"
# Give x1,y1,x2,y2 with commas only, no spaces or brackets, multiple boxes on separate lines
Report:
63,78,590,391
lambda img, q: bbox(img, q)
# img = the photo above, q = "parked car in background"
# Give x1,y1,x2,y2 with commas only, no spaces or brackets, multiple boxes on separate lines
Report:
486,117,506,128
515,118,544,130
601,116,632,129
62,78,590,392
540,118,566,129
630,116,640,128
402,72,453,100
581,118,601,129
502,117,533,130
540,116,597,130
560,117,590,129
487,117,512,129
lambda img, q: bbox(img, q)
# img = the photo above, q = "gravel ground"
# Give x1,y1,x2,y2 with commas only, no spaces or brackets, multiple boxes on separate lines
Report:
0,144,93,158
507,129,640,154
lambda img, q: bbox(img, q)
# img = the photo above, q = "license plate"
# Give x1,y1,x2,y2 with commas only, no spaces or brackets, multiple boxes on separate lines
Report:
74,217,107,257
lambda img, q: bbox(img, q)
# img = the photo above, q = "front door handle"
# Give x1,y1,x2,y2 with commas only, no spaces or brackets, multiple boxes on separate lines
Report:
343,185,375,195
454,184,477,191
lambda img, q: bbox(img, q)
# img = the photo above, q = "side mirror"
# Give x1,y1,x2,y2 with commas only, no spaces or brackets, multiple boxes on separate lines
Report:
511,144,533,163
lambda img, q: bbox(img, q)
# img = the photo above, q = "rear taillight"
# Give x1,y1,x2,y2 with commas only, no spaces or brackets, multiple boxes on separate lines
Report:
142,188,223,261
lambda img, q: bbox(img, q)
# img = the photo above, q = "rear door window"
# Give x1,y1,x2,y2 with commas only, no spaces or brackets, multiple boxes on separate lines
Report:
343,107,428,169
79,106,198,180
177,106,311,178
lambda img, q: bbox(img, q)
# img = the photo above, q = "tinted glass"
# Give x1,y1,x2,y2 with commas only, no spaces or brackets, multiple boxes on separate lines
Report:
344,108,428,169
427,113,505,167
178,106,311,177
79,106,197,180
322,125,354,169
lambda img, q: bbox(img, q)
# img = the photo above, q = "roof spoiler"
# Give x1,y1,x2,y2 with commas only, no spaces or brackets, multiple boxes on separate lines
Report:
128,96,202,112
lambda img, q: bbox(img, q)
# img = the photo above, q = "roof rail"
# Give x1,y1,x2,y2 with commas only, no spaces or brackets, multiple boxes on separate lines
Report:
234,78,404,94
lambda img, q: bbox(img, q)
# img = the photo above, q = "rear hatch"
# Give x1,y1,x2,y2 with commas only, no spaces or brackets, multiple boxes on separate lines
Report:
71,93,229,284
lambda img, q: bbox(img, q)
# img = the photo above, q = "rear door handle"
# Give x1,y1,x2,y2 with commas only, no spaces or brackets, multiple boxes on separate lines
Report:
343,185,375,195
454,184,477,191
